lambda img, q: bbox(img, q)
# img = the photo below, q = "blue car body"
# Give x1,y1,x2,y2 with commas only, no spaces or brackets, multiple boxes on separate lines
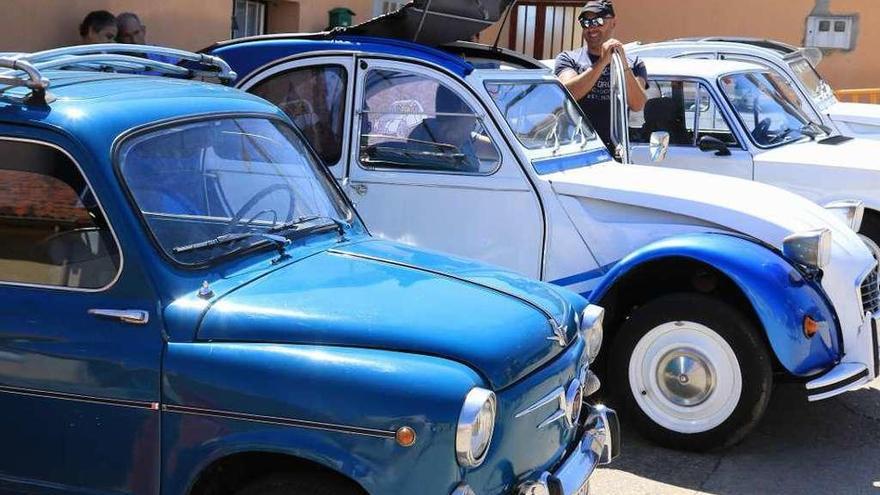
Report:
0,61,614,494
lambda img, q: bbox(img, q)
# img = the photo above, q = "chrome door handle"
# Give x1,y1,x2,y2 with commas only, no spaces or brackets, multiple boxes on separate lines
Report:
88,309,150,325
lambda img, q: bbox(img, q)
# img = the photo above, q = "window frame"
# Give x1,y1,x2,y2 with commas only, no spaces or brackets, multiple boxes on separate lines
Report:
231,0,267,39
354,63,504,177
632,77,745,150
0,136,124,292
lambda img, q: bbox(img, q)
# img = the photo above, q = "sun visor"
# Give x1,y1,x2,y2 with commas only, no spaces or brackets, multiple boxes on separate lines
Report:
343,0,514,46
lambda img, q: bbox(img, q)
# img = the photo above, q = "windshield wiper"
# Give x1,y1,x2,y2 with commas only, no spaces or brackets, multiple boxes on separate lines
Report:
172,232,290,255
268,215,348,240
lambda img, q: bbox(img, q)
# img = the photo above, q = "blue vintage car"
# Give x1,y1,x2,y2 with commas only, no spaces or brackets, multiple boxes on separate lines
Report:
0,45,616,494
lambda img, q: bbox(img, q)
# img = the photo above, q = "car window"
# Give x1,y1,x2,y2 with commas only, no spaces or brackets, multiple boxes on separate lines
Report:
358,68,500,175
0,140,120,289
250,65,348,166
118,118,351,266
630,80,738,147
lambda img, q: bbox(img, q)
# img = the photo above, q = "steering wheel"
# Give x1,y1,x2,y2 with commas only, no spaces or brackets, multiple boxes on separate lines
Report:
224,183,297,234
753,118,773,144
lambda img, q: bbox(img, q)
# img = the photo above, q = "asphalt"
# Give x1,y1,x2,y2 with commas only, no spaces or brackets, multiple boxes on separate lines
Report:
591,380,880,494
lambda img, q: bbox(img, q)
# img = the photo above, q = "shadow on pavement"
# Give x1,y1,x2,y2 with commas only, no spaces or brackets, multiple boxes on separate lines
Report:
591,382,880,494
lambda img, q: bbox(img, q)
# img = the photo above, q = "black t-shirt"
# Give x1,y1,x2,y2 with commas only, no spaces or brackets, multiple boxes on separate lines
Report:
554,47,647,149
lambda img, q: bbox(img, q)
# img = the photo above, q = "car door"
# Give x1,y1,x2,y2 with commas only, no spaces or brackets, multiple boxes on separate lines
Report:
0,136,162,494
242,55,356,181
628,78,754,179
345,58,545,278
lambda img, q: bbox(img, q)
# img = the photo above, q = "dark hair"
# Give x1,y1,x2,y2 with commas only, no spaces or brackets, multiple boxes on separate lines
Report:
79,10,116,37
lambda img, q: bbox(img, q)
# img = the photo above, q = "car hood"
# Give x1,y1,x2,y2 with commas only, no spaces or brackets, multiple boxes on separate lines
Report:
827,101,880,127
547,161,860,253
754,137,880,172
197,239,580,390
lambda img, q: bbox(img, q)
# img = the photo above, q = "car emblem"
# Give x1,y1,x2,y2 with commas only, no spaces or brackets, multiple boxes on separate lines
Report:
547,320,568,347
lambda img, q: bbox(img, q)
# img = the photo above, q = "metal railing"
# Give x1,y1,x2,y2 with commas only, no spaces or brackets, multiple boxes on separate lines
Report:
0,44,237,104
835,88,880,104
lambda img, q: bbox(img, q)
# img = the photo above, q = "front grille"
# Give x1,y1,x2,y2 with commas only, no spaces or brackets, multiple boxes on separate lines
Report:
862,267,880,315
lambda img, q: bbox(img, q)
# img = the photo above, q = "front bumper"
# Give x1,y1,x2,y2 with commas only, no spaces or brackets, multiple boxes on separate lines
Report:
806,312,880,401
515,404,620,495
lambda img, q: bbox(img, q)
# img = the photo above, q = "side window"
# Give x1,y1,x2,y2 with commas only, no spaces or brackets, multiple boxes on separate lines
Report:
358,68,500,174
250,65,348,166
630,80,737,147
0,140,120,289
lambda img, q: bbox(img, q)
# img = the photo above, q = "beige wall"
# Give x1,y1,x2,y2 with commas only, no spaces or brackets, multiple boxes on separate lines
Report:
602,0,878,89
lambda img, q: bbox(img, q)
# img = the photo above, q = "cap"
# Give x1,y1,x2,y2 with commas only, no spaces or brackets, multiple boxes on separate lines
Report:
579,0,615,19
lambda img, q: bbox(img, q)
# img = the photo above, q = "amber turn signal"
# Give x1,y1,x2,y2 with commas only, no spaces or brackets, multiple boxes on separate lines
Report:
803,315,827,338
396,426,416,447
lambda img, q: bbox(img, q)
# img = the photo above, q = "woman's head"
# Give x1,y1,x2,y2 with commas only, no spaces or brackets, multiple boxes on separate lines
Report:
79,10,117,44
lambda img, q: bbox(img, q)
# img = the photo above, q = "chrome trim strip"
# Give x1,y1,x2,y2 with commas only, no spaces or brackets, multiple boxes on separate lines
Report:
162,404,396,439
0,136,125,293
0,384,157,410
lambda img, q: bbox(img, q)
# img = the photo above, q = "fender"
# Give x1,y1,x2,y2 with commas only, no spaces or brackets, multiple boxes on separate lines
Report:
592,233,840,376
161,342,481,495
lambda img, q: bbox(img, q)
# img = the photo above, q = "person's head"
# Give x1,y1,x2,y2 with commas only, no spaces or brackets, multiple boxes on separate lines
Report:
79,10,117,44
116,12,146,44
578,0,616,51
434,85,475,143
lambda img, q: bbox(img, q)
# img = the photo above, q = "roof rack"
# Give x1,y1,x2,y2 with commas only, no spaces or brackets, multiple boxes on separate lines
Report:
0,44,237,104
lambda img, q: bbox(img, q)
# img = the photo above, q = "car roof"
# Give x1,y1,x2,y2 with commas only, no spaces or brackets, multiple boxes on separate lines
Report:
669,37,799,54
206,34,474,84
0,70,284,149
641,56,767,79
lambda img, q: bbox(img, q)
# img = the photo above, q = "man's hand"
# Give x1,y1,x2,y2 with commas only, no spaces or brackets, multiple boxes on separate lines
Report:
598,38,625,67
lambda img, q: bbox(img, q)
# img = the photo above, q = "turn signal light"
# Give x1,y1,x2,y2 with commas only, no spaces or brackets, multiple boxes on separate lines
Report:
803,315,828,338
396,426,416,447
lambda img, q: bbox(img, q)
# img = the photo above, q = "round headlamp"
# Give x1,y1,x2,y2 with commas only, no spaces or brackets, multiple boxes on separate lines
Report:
824,200,864,231
579,305,605,363
456,388,496,468
564,378,584,427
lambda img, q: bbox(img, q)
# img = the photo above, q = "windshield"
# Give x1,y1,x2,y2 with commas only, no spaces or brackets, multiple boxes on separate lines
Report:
119,117,352,265
484,80,600,154
719,71,818,148
788,57,835,104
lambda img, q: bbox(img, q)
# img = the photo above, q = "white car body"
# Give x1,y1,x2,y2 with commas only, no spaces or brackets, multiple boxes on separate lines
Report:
627,39,880,139
624,57,880,235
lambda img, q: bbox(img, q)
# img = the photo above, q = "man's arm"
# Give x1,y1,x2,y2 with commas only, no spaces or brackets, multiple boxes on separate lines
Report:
557,64,607,101
619,48,648,112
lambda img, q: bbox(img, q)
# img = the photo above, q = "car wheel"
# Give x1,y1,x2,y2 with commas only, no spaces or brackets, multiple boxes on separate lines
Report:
235,473,361,495
610,293,772,451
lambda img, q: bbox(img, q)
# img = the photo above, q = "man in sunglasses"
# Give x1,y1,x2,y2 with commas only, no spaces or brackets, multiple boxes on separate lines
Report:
554,0,647,153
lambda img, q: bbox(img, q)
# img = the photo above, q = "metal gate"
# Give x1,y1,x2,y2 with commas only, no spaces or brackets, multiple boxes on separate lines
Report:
508,1,584,61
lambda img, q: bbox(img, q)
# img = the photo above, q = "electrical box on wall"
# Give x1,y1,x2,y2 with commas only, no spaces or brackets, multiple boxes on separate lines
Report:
805,15,856,50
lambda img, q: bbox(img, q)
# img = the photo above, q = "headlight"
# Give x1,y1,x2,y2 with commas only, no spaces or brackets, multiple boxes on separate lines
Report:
783,228,832,269
824,200,864,231
579,305,605,363
455,388,496,468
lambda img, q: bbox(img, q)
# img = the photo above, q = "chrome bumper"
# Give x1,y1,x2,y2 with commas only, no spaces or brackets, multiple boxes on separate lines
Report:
806,312,880,401
516,404,620,495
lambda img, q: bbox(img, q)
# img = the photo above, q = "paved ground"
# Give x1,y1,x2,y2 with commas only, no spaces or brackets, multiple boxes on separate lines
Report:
591,380,880,494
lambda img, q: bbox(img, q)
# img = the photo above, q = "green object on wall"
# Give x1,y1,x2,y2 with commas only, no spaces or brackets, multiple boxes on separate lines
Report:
328,7,355,28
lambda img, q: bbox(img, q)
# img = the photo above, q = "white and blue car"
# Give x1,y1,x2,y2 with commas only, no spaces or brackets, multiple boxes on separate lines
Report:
208,3,880,451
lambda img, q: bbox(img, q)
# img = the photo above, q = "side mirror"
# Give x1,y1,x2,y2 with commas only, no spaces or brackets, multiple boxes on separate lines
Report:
649,131,670,162
698,135,731,156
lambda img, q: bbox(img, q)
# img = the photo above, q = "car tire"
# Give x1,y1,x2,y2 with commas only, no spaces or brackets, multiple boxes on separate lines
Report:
609,293,772,451
235,473,361,495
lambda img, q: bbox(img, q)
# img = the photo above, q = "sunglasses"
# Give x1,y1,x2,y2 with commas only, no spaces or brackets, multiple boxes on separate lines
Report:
579,16,608,28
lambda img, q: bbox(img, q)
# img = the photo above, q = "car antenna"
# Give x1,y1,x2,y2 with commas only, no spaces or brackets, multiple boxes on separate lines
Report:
493,0,519,50
412,0,434,43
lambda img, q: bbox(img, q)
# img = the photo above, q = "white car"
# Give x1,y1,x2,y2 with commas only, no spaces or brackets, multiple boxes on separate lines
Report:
211,29,880,451
628,38,880,139
616,57,880,246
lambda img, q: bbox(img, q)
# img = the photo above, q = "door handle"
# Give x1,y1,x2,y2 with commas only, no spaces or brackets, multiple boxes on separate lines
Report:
88,309,150,325
350,183,368,196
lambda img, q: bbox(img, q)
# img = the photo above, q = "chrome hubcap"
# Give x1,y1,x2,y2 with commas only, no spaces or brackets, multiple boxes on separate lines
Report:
657,349,715,407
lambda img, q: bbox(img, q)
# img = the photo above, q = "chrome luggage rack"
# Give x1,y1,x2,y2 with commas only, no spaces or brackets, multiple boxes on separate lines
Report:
0,44,237,103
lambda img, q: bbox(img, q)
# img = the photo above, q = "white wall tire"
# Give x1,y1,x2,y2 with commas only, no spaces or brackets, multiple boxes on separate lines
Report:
610,293,772,451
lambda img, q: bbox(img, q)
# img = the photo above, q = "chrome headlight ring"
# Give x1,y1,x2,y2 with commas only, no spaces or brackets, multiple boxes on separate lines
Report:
579,305,605,363
783,228,832,269
824,199,864,231
455,387,497,468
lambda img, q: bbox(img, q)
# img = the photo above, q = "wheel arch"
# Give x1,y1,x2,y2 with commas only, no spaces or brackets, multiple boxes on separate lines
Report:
592,233,840,376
